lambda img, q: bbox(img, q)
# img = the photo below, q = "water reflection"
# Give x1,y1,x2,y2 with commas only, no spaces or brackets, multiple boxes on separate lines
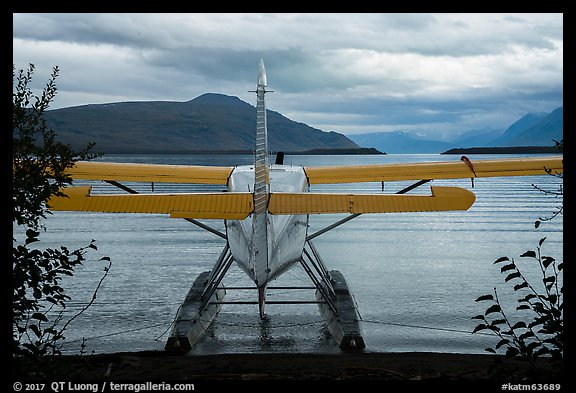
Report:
258,316,273,350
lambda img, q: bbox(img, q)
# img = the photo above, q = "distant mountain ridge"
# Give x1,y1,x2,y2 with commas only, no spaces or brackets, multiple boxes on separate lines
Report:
497,107,563,146
489,113,545,146
348,106,562,153
349,131,454,154
450,127,505,147
45,93,360,153
46,94,562,154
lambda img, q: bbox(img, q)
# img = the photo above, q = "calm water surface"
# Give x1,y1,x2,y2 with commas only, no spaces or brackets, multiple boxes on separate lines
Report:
19,154,563,356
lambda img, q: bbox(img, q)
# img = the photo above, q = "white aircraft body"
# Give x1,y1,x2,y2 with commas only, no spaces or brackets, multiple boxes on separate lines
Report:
227,61,308,317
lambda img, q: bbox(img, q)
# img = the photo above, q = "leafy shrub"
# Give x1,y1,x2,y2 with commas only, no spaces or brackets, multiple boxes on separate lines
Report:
472,237,563,363
13,63,108,357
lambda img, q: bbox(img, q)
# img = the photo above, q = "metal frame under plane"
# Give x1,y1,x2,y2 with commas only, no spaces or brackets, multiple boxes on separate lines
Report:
48,59,563,352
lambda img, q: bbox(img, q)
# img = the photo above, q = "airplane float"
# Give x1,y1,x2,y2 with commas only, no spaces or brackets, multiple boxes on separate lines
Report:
49,60,563,351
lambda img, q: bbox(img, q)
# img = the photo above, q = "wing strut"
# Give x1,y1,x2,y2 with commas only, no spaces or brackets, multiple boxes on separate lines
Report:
306,179,432,241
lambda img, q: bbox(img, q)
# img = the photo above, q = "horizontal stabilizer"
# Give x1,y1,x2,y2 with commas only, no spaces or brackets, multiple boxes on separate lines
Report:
63,161,234,184
49,186,253,220
268,186,476,215
304,156,563,184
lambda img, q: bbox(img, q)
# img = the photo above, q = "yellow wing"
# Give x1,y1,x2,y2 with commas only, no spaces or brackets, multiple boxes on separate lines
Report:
64,161,234,184
50,186,474,218
49,186,253,220
304,156,563,184
269,186,475,215
49,155,562,218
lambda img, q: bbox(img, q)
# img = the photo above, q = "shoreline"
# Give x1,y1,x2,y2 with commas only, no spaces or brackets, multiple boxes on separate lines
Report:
13,350,563,382
442,146,561,154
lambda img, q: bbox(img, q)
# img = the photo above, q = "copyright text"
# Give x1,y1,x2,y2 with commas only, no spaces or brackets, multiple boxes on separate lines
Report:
12,382,195,392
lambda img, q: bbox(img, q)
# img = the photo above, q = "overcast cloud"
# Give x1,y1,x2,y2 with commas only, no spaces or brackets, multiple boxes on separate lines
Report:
13,13,563,140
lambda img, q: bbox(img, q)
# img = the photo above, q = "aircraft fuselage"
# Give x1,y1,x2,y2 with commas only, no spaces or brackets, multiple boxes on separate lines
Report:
226,165,309,290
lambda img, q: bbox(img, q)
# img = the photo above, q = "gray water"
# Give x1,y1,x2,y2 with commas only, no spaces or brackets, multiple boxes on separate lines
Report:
17,154,563,356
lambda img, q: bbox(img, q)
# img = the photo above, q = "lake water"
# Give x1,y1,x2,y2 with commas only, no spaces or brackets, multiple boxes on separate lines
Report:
18,153,563,356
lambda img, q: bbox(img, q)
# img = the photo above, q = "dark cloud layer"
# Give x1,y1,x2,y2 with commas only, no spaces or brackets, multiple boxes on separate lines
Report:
13,13,563,138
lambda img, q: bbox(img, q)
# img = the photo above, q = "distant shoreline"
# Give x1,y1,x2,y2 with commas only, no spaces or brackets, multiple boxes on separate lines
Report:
442,146,561,154
286,147,384,155
90,146,563,155
94,147,385,155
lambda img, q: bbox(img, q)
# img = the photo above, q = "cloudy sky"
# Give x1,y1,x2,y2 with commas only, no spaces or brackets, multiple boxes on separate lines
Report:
13,13,563,140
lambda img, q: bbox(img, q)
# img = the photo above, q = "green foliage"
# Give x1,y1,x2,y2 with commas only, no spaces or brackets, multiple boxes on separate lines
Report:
13,64,108,357
13,64,98,229
472,139,562,365
472,239,563,362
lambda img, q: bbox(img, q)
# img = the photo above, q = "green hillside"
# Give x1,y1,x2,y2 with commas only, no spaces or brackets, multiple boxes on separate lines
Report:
45,93,359,154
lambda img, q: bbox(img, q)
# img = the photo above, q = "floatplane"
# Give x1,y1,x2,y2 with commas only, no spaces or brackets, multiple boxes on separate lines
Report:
49,59,563,351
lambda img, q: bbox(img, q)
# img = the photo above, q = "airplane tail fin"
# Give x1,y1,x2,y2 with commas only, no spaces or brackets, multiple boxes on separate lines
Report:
253,59,270,318
254,58,270,214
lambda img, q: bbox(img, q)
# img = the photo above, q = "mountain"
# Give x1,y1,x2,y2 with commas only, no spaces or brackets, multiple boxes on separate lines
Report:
492,107,563,147
488,112,547,146
349,106,562,153
44,93,359,153
451,127,504,147
348,131,454,154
